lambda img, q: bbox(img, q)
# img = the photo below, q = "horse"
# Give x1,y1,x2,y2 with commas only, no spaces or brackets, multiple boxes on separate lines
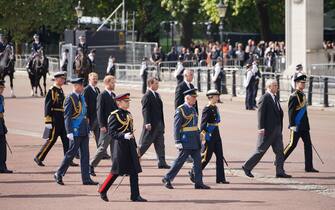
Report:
27,50,49,96
0,45,16,97
74,50,92,86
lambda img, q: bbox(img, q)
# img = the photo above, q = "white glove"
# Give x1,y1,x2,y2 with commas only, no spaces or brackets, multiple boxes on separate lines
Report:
175,143,183,150
290,126,297,132
45,124,52,129
145,124,152,131
67,133,74,141
124,132,134,140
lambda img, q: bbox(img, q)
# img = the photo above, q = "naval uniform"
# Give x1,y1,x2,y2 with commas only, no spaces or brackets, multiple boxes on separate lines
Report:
284,89,315,171
98,108,142,200
35,85,69,163
197,104,227,183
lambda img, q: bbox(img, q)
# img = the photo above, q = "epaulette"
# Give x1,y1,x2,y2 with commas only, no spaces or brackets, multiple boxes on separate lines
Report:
110,110,119,116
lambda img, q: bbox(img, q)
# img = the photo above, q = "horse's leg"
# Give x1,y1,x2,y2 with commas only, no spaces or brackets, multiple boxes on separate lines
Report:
43,73,47,95
37,75,43,97
9,74,15,98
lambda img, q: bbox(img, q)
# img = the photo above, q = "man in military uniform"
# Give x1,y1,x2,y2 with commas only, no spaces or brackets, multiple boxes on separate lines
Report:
0,34,6,56
189,90,229,184
77,35,89,55
283,74,319,173
0,80,12,173
244,63,256,110
54,78,98,185
34,72,78,167
162,89,210,190
98,93,147,202
26,34,43,70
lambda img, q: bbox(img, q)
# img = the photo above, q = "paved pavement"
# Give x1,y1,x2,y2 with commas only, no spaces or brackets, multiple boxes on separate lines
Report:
0,74,334,210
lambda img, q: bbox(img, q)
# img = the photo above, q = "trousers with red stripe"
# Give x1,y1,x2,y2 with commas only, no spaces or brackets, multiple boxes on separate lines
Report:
98,172,140,200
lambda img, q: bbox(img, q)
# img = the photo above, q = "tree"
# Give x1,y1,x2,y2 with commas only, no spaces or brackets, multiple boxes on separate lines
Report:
161,0,200,47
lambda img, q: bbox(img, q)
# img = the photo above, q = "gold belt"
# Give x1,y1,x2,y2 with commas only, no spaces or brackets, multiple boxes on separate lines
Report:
207,123,218,126
52,108,64,112
181,126,198,132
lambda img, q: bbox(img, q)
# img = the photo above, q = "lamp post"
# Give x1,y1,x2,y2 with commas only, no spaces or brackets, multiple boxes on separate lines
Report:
217,0,228,43
217,0,228,94
75,1,84,29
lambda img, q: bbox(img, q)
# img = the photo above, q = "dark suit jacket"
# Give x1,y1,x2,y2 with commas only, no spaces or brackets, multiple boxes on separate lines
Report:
174,81,198,113
141,90,164,129
97,90,117,129
83,85,100,126
258,92,283,132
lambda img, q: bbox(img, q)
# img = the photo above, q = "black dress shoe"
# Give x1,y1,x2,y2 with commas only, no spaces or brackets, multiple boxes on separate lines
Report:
131,195,147,202
100,192,109,202
158,164,171,169
34,157,45,167
195,183,211,189
70,161,79,167
54,173,64,185
305,168,319,173
276,173,292,178
242,166,254,178
0,169,13,173
162,178,173,189
188,171,195,183
83,180,99,185
90,166,96,176
216,180,230,184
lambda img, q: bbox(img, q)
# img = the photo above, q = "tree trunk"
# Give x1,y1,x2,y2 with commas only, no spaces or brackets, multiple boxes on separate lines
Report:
255,0,271,41
180,17,193,47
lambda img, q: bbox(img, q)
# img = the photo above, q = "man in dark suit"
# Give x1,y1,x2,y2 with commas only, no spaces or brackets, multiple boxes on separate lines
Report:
83,72,100,147
90,75,118,176
242,79,291,178
175,69,198,113
54,78,98,185
138,77,170,169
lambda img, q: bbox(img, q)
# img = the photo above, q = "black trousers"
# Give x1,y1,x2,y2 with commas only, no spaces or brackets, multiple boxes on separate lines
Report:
0,135,8,170
214,79,222,94
284,129,314,170
201,138,226,182
245,86,254,110
99,172,140,200
141,74,147,94
35,121,69,162
252,80,259,107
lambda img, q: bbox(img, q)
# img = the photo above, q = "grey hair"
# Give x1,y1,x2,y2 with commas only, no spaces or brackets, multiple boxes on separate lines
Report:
183,69,194,76
266,79,277,89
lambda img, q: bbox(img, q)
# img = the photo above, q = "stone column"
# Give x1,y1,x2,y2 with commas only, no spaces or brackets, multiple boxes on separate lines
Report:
285,0,327,75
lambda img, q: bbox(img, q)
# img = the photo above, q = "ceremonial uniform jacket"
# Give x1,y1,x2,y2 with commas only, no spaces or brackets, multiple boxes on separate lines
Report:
288,90,310,131
174,103,201,150
44,86,65,126
64,93,89,137
108,109,142,175
0,95,7,135
200,104,221,142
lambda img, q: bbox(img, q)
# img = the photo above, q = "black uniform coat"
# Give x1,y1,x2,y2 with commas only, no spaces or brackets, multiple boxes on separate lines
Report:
200,105,220,141
108,109,142,175
96,90,117,128
174,81,198,113
83,85,100,127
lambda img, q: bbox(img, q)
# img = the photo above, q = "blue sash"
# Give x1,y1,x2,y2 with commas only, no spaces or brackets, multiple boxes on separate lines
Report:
205,109,221,141
71,95,87,137
294,106,306,132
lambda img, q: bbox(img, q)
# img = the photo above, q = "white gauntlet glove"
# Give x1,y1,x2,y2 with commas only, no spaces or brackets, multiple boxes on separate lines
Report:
67,133,74,141
45,124,52,129
124,132,134,140
175,143,183,150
